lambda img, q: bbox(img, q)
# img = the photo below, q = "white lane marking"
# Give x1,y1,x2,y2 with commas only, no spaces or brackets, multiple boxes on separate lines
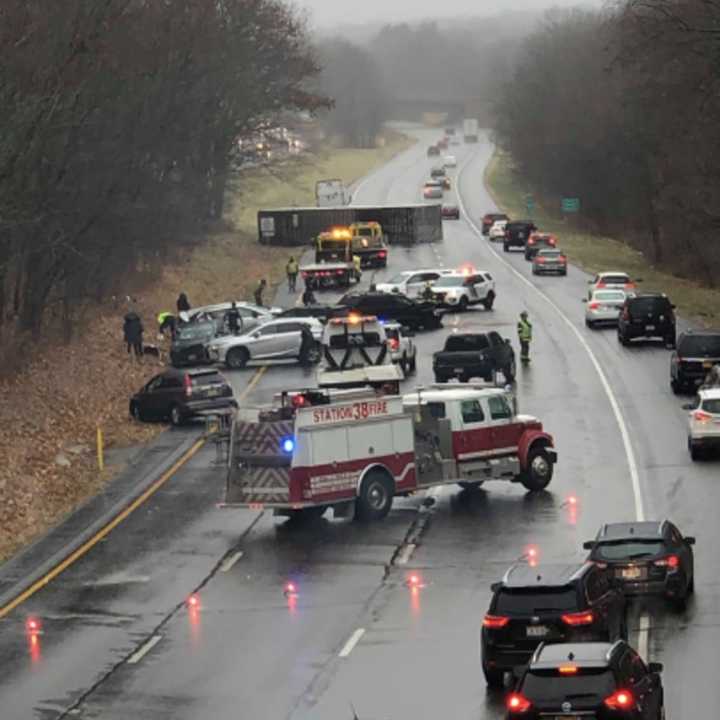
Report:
456,148,645,523
638,612,651,659
220,551,244,573
127,634,162,665
338,627,365,658
395,543,416,566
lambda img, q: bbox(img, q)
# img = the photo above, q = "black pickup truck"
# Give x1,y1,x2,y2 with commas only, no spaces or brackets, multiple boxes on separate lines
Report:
433,331,516,384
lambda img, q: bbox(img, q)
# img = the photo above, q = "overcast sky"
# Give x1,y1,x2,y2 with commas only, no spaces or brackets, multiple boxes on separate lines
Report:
299,0,597,28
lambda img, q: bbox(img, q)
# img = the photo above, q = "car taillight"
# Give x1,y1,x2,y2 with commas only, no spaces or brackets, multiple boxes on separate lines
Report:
506,693,532,713
482,614,510,629
597,282,606,288
184,374,192,398
693,410,713,424
336,270,344,275
604,690,636,710
388,338,399,351
588,301,600,310
549,237,557,245
654,554,680,568
379,251,387,258
561,610,594,626
536,257,546,264
625,282,636,289
528,238,535,245
559,255,567,262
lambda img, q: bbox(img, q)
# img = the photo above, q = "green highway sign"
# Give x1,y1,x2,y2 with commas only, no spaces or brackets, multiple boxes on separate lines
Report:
562,197,580,213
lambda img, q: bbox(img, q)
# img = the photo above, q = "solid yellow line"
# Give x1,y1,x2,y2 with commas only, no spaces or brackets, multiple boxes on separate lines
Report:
0,365,268,620
0,437,206,620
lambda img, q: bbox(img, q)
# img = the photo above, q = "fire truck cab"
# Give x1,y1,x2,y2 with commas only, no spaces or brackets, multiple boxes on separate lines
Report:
225,384,557,521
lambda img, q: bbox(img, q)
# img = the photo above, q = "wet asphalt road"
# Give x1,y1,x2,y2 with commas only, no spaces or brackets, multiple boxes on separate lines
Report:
0,128,715,719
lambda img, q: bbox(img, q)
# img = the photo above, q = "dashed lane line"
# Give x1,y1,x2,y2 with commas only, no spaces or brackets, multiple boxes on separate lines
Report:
220,551,244,573
127,634,162,665
338,628,365,658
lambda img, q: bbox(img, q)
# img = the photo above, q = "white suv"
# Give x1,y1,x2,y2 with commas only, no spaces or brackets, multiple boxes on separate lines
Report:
375,269,453,299
384,321,417,377
687,388,720,461
429,271,496,311
488,220,507,241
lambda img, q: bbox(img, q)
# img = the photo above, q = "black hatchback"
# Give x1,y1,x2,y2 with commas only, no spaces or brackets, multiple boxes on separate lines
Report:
170,320,217,367
617,293,676,347
481,563,626,687
507,641,665,719
584,520,695,609
337,291,442,331
671,330,720,393
130,368,236,426
503,221,537,251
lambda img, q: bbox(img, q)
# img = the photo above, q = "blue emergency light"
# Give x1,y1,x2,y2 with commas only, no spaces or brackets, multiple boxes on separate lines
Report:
281,437,295,454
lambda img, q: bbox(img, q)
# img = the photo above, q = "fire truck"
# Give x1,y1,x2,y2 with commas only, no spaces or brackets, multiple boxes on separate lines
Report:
224,384,557,521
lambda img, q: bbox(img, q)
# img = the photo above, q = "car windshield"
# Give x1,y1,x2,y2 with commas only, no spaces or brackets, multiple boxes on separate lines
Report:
495,587,578,615
433,276,465,288
521,669,615,703
176,323,214,341
445,335,489,351
678,335,720,356
593,540,664,560
539,250,561,258
702,399,720,414
600,274,630,284
386,272,410,284
594,291,625,301
629,297,670,314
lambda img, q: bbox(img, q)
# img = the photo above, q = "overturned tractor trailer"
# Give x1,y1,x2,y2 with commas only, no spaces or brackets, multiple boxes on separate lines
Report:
223,385,557,521
257,204,443,246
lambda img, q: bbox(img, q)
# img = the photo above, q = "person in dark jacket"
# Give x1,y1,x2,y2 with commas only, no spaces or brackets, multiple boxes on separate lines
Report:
299,323,317,365
302,280,317,307
254,279,267,307
225,302,242,335
123,312,144,359
176,293,191,314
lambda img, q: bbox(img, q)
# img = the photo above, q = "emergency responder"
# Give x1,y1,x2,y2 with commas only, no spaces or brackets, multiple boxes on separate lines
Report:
299,323,317,366
123,311,144,360
254,279,267,307
157,311,177,340
353,254,362,281
286,257,299,292
176,292,190,314
302,280,316,307
517,311,533,363
421,281,435,301
225,301,241,335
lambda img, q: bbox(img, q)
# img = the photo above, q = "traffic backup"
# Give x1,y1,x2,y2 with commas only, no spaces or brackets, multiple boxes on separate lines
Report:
224,385,557,520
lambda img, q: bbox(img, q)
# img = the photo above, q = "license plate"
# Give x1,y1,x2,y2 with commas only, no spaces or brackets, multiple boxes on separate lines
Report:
646,324,655,331
526,626,548,637
206,387,220,397
620,567,642,580
454,368,464,374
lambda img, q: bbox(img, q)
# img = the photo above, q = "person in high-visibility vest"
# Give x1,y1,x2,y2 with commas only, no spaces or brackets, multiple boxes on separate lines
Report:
517,310,533,363
286,256,299,292
353,254,362,281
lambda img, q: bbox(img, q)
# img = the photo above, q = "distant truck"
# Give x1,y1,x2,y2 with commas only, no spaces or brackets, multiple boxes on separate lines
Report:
300,227,361,289
315,178,349,207
257,204,443,246
350,222,388,268
463,118,479,143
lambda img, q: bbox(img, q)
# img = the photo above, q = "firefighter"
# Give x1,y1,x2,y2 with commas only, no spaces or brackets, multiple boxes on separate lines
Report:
517,310,533,363
286,256,299,292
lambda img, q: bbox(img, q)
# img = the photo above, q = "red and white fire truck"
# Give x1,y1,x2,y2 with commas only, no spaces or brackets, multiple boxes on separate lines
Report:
225,384,557,520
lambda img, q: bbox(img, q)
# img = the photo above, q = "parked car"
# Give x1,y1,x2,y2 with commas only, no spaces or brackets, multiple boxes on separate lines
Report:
686,388,720,460
488,219,508,241
671,330,720,393
206,317,323,369
587,271,638,299
170,320,216,367
584,520,695,609
481,562,626,687
617,293,676,347
129,368,235,426
441,204,460,220
482,212,509,235
441,176,451,190
507,641,665,720
384,321,417,376
503,220,537,252
423,180,443,200
337,291,442,331
433,331,514,383
524,232,557,260
532,248,567,276
429,271,496,311
584,289,628,328
375,268,453,299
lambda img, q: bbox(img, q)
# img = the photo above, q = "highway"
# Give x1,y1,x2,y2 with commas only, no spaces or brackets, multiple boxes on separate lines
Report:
0,128,713,719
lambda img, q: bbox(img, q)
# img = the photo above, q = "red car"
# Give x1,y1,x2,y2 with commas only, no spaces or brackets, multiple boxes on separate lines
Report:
441,205,460,220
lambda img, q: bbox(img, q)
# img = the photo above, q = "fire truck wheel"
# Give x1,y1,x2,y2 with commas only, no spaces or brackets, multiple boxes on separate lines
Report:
521,446,553,491
356,470,394,521
226,347,249,369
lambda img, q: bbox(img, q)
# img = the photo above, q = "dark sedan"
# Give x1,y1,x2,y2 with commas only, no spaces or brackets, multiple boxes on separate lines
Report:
337,291,442,331
584,520,695,610
170,320,216,366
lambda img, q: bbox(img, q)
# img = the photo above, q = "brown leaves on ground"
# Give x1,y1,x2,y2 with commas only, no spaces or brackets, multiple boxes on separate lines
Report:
0,230,286,562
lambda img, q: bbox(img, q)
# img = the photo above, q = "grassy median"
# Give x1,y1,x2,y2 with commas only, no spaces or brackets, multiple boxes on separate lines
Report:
485,150,720,327
0,130,413,563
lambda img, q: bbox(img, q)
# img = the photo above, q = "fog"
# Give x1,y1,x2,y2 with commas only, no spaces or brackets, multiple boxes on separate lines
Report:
301,0,600,27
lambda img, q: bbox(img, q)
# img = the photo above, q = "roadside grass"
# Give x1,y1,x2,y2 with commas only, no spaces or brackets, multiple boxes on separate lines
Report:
0,130,412,563
485,150,720,327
